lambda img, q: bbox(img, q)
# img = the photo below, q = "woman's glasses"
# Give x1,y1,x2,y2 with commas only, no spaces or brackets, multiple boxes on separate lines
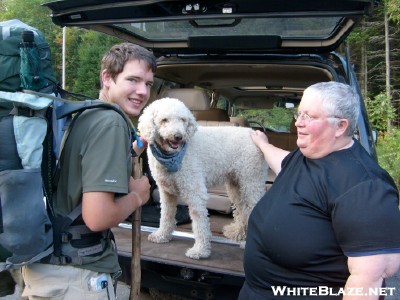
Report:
294,112,340,125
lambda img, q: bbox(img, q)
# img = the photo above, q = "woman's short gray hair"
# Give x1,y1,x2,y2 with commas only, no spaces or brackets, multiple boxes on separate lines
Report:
306,82,359,136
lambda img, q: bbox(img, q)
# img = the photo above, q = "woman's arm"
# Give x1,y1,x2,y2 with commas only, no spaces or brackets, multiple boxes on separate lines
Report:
251,130,290,175
344,253,400,299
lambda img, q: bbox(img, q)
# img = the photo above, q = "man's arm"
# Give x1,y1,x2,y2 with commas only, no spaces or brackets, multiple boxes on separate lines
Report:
132,137,148,157
82,176,150,232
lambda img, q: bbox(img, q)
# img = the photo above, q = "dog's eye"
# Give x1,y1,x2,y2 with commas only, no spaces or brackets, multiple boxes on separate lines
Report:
161,118,168,123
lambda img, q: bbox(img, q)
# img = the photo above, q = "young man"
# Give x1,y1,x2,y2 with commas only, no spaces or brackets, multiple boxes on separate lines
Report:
22,43,157,299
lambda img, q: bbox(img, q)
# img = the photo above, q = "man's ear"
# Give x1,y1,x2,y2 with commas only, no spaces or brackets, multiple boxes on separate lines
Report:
335,119,349,137
101,70,112,88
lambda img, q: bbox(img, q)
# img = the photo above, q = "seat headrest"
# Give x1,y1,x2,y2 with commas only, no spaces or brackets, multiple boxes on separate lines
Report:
162,89,210,110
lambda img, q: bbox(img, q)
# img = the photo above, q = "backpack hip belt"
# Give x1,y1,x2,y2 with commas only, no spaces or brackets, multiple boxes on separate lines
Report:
44,226,111,266
43,203,114,266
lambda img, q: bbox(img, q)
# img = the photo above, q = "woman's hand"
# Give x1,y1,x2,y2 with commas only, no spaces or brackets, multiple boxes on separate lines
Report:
251,129,270,148
251,130,289,175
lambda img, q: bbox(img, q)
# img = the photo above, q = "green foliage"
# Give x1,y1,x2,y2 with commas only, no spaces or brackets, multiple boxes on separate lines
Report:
386,0,400,24
376,128,400,189
71,31,120,98
347,24,370,45
365,92,395,135
1,0,51,29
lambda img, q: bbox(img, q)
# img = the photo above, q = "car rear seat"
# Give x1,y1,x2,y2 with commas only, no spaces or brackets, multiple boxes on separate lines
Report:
197,120,238,126
229,116,250,127
162,88,233,125
266,118,297,151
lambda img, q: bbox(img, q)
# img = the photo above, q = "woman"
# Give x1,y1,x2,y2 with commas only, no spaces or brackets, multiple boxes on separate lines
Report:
240,82,400,299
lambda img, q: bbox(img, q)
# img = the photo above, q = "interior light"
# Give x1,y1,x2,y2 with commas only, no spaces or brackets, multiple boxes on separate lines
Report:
220,3,237,14
183,2,206,14
69,14,82,20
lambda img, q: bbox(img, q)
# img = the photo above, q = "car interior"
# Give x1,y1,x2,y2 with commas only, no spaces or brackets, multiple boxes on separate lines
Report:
144,60,335,216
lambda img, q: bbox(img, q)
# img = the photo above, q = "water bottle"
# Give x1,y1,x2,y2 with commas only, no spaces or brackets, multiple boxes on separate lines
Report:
19,30,46,91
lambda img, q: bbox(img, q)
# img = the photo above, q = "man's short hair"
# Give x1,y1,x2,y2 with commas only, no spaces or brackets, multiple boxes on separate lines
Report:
100,43,157,88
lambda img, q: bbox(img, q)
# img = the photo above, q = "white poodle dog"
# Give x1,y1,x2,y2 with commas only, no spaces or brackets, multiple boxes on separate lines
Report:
138,97,268,259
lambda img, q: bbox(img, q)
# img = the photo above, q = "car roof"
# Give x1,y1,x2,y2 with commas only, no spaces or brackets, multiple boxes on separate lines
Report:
43,0,377,55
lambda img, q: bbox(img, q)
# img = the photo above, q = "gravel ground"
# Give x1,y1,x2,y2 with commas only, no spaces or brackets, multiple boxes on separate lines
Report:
1,271,399,299
386,271,400,299
0,279,150,300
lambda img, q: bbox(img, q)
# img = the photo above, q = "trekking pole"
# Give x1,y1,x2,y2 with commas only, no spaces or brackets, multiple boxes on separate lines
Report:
129,156,142,300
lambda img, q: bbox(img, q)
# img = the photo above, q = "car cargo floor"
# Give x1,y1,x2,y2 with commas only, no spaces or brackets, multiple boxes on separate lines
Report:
113,212,244,276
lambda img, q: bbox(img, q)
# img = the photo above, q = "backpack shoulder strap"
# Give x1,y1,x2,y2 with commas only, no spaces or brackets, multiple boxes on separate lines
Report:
52,99,135,190
55,99,125,120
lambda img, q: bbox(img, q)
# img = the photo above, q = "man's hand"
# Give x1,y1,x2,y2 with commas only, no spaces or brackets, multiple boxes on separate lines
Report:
129,176,150,206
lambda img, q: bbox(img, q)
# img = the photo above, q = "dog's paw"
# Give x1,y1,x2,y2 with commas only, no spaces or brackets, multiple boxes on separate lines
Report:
185,246,211,260
223,223,246,241
148,231,172,243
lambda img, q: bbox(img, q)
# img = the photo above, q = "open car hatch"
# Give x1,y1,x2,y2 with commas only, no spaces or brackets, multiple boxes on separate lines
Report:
43,0,377,55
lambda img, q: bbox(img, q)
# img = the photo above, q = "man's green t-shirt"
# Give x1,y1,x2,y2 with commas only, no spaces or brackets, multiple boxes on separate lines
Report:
54,107,132,273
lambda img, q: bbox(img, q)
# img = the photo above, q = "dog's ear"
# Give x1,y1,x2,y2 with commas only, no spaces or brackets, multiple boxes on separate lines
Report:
138,102,157,142
186,109,198,138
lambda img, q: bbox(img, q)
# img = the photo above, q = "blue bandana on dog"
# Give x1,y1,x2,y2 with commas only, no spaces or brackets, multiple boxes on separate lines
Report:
150,143,187,172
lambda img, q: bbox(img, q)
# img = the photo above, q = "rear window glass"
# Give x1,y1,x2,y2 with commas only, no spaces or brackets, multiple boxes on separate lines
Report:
116,17,342,41
236,106,296,133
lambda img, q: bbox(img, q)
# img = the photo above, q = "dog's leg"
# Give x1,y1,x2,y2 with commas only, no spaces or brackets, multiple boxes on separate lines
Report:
223,179,265,242
223,182,248,241
185,200,211,259
148,189,177,243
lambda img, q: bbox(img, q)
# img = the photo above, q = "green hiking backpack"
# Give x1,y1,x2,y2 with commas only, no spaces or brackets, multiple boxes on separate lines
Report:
0,19,60,271
0,90,141,271
0,19,58,95
0,19,142,271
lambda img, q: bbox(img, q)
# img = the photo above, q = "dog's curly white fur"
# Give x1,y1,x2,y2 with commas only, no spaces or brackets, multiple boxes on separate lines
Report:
138,98,268,259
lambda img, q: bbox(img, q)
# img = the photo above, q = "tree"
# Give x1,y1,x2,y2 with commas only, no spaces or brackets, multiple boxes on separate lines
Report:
366,92,395,135
72,30,120,98
348,3,400,127
386,0,400,23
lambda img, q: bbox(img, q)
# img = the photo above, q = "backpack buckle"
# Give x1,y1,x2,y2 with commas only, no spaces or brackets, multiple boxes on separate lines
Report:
59,255,72,265
60,232,72,243
11,106,35,117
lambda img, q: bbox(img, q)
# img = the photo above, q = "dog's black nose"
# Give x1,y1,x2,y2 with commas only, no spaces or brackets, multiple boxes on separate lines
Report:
174,134,183,141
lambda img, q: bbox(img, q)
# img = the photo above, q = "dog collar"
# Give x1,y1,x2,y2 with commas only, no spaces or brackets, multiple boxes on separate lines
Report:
150,143,187,172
